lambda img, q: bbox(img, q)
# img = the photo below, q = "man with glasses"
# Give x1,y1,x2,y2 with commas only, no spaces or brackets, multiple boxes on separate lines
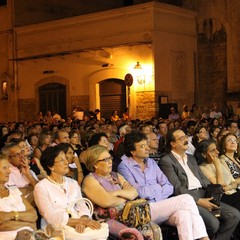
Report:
159,129,240,240
118,130,209,240
3,142,38,203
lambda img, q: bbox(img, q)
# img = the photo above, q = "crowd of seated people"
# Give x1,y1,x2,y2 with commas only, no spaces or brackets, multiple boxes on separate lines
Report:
0,104,240,239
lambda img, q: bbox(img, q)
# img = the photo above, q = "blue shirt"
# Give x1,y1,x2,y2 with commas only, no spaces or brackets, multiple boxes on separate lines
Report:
118,157,174,202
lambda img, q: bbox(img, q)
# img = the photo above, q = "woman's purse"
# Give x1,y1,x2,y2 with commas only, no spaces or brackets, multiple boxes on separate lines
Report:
205,183,224,217
67,197,94,218
15,228,65,240
118,199,151,228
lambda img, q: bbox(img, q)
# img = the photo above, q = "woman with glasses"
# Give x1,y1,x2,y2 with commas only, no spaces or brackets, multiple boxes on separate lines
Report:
82,145,154,240
194,139,240,215
34,145,109,240
219,133,240,180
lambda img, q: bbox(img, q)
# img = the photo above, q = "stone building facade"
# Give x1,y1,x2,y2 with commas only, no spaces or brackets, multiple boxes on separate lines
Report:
0,0,240,121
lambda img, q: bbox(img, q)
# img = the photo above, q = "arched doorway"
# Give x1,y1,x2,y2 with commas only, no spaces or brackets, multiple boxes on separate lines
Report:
99,79,126,120
39,83,66,118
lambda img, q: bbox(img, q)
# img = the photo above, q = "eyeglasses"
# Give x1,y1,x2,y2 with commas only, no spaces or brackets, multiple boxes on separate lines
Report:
175,135,188,141
198,129,207,133
97,156,113,163
226,139,238,144
9,152,23,158
71,136,80,139
54,158,68,164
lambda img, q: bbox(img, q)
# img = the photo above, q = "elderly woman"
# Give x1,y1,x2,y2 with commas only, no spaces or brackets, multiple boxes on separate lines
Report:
195,139,240,213
34,145,109,240
82,145,153,240
0,154,37,240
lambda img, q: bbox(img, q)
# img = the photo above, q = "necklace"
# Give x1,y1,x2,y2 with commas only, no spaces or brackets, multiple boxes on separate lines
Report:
224,154,240,167
47,176,66,193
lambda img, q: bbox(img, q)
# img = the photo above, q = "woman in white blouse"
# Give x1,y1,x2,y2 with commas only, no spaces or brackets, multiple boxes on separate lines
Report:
0,154,37,240
34,145,109,240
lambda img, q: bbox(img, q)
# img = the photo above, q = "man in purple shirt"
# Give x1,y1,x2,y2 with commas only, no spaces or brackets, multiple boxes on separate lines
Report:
118,130,209,240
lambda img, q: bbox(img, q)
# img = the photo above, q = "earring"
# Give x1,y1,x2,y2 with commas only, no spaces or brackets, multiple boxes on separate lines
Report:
52,168,54,171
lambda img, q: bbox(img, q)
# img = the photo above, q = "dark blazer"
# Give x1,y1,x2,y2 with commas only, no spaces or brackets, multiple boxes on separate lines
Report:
159,152,210,202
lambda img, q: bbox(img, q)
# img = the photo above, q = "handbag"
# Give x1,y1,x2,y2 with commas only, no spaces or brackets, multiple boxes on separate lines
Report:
67,197,93,218
15,228,65,240
118,199,151,228
205,183,224,217
93,205,120,221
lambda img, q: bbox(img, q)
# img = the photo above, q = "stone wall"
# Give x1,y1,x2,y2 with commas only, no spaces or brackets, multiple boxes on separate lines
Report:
18,98,36,121
71,95,89,112
136,91,156,119
197,18,227,109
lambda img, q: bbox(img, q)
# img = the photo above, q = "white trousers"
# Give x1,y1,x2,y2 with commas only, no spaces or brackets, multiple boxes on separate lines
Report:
150,194,208,240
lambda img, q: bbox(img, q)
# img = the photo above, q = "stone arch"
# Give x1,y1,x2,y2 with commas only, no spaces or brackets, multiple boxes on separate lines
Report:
88,68,129,111
35,76,70,117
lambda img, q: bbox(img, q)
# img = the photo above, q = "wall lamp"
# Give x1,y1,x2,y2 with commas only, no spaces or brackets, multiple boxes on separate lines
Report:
134,62,145,85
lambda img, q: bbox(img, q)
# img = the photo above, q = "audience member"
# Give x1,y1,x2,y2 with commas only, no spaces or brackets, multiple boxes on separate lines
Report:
219,133,240,180
34,145,109,240
33,130,52,160
113,124,131,158
0,154,37,240
83,145,148,239
159,129,240,239
156,121,168,154
192,126,209,150
168,107,179,121
111,110,120,122
195,139,240,238
69,130,84,157
181,104,189,120
146,131,162,163
210,103,222,119
209,126,221,143
52,129,70,145
58,143,84,185
226,120,239,136
118,130,209,240
3,142,38,204
122,107,130,121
